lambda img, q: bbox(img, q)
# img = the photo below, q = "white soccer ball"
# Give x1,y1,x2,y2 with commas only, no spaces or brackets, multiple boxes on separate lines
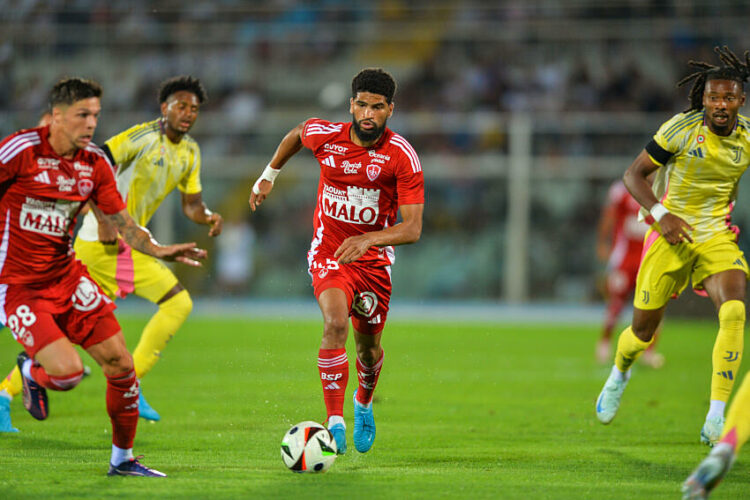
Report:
280,421,338,473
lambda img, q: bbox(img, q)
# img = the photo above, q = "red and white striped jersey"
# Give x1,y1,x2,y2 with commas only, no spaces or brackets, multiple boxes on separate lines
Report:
0,126,125,284
300,118,424,267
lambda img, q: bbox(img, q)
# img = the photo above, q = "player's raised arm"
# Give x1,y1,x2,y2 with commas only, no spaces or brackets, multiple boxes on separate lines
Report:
249,121,306,211
624,150,694,244
106,208,207,266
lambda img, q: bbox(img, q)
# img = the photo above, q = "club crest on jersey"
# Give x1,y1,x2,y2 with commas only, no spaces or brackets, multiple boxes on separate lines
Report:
731,146,743,164
77,179,94,197
366,164,381,181
353,291,378,317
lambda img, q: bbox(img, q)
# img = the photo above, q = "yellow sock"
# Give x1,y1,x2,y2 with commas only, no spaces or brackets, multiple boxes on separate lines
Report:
0,366,22,398
711,300,745,403
614,326,653,373
722,372,750,453
132,290,192,379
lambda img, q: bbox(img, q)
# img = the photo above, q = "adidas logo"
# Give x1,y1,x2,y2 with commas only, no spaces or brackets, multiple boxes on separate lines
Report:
716,370,734,380
687,147,704,158
324,382,340,390
734,258,745,268
322,155,336,168
33,171,51,184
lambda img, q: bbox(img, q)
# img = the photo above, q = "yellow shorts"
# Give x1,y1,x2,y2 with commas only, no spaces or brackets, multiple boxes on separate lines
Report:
634,228,750,310
73,238,179,303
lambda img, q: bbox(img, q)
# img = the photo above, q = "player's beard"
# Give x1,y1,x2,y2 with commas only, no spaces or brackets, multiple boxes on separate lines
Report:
352,118,386,143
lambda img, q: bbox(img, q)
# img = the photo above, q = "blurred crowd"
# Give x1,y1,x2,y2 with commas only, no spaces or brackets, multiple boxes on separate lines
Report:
2,1,750,300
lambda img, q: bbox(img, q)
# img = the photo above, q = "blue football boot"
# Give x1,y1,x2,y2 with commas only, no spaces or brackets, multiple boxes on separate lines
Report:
353,389,376,453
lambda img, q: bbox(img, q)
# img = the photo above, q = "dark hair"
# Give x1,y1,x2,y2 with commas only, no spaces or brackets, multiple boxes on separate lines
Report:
48,77,102,108
677,46,750,112
351,68,396,103
158,75,207,104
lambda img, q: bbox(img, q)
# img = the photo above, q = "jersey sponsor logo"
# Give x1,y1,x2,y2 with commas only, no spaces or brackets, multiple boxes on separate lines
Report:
70,275,105,312
366,164,381,181
368,150,390,163
77,179,94,197
20,199,70,237
322,155,336,168
73,161,93,177
353,291,378,318
342,160,362,174
56,175,76,192
324,143,348,155
321,184,380,225
33,171,51,184
37,158,60,169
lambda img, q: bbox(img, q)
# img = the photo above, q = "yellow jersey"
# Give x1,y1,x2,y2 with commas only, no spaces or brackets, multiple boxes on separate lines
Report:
645,110,750,242
77,118,202,241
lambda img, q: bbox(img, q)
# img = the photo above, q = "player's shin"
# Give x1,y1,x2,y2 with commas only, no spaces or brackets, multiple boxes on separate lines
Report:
318,348,349,419
106,370,139,450
355,351,384,406
132,290,192,378
721,372,750,453
710,300,745,406
614,326,653,374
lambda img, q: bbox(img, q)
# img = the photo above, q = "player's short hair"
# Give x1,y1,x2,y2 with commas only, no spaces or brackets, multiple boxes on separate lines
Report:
351,68,396,103
48,78,102,108
158,75,207,104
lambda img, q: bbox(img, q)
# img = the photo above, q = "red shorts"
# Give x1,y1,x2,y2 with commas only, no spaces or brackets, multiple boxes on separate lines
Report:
607,260,639,297
310,258,392,335
1,260,119,357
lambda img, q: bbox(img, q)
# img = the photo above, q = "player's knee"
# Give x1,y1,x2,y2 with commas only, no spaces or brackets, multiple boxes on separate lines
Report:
719,300,745,325
161,289,193,321
356,345,381,366
43,355,84,378
99,349,134,376
322,316,349,344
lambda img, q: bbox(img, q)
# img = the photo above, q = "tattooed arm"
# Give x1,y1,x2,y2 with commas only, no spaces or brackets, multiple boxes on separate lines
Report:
106,208,206,266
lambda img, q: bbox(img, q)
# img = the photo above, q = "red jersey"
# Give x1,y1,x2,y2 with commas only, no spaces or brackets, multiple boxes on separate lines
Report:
606,180,647,271
300,119,424,268
0,126,125,284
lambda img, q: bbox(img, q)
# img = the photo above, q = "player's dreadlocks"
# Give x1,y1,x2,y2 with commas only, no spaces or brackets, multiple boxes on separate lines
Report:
677,46,750,112
158,75,207,104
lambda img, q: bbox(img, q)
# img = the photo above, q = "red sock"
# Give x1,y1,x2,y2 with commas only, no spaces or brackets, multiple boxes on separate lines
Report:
355,351,384,405
106,370,139,449
28,362,83,391
318,348,348,419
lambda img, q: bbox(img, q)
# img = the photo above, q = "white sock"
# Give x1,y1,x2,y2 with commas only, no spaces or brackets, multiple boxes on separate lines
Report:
610,364,630,382
328,415,345,428
21,359,35,382
111,445,134,466
707,400,726,420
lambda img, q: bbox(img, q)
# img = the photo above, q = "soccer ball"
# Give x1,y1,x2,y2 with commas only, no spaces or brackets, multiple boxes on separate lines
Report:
280,421,338,473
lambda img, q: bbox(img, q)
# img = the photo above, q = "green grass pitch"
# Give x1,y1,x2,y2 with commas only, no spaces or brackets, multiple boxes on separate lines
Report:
1,315,749,499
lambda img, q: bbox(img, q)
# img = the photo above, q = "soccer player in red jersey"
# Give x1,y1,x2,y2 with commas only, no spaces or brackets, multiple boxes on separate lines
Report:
595,180,664,368
250,68,424,455
0,78,205,476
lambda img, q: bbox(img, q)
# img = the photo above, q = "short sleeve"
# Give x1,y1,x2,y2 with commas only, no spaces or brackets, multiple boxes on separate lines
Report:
104,125,138,167
0,129,40,183
650,111,701,165
178,143,202,194
301,118,339,153
391,136,424,206
91,155,126,215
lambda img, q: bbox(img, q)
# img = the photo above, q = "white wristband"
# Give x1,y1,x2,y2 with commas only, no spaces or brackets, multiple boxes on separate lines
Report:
650,203,669,222
252,164,281,195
